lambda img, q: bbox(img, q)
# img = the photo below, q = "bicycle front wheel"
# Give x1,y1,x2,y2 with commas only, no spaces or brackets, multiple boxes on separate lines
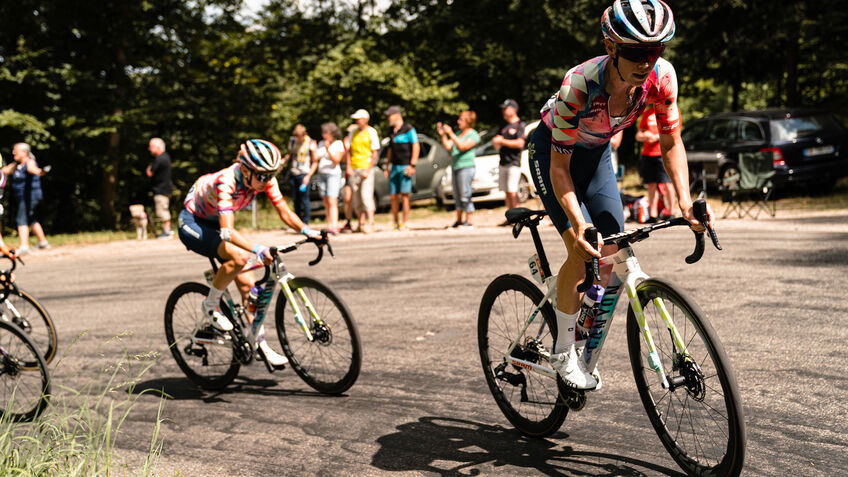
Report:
478,274,567,437
626,278,746,476
164,282,240,390
1,287,58,366
0,320,50,422
275,276,361,394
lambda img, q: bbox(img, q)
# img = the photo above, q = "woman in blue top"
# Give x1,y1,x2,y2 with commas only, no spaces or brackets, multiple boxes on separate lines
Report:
1,143,49,254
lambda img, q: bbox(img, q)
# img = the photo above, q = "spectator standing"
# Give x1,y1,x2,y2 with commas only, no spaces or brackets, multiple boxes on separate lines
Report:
345,109,380,234
314,122,345,234
339,124,356,233
1,143,49,253
384,106,420,231
636,106,675,221
492,99,527,224
438,110,480,228
146,137,174,238
283,124,316,224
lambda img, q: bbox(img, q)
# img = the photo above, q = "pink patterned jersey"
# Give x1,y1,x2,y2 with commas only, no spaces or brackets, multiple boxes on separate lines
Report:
184,163,284,220
540,55,681,155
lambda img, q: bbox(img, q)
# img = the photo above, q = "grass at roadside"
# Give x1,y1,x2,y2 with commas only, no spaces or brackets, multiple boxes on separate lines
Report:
0,333,164,475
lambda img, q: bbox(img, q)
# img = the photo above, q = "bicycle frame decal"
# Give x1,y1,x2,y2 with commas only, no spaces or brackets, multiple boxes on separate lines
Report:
582,276,623,370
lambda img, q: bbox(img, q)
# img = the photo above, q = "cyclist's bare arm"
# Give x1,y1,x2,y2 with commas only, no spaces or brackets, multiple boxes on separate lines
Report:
218,213,254,254
550,149,600,262
272,195,309,233
659,130,710,231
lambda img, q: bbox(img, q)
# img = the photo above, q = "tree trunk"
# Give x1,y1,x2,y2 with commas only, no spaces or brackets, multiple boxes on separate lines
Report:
101,113,121,228
784,4,803,106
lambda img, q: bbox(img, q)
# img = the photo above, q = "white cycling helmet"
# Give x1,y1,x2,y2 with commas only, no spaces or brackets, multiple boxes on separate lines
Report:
238,139,282,173
601,0,675,44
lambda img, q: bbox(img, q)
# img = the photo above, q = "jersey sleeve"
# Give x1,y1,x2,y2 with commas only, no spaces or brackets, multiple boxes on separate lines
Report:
264,178,285,207
369,127,380,151
409,127,419,143
550,67,587,155
517,121,527,139
215,174,236,215
651,59,681,134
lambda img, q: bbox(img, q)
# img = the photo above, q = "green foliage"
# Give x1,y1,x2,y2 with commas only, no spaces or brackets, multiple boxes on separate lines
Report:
0,0,844,233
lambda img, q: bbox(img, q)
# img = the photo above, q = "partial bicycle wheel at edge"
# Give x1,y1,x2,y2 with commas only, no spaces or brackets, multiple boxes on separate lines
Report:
0,320,50,422
275,276,361,394
164,282,240,390
478,274,567,437
626,278,746,477
1,287,58,368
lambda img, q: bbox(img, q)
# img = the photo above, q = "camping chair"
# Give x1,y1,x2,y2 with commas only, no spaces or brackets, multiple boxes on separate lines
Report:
720,151,776,219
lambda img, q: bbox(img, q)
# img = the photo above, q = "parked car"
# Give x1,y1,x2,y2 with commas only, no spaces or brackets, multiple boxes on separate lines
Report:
682,109,847,191
437,120,539,206
308,133,450,214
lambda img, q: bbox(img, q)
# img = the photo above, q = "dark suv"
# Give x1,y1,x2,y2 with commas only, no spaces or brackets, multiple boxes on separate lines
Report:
682,109,847,190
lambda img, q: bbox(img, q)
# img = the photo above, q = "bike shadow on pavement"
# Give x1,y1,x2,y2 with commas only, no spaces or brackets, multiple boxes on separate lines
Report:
371,416,684,476
129,376,344,404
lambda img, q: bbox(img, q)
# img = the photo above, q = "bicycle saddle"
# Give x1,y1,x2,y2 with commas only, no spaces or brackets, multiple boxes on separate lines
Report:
505,207,548,225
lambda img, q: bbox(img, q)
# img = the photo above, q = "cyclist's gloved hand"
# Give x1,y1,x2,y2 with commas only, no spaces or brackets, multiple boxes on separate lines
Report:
301,226,320,238
574,225,602,262
252,244,273,265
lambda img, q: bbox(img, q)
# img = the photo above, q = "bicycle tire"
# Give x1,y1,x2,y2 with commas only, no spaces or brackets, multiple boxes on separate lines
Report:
1,286,58,367
164,282,240,390
626,278,746,476
0,320,50,422
275,276,361,394
478,274,568,437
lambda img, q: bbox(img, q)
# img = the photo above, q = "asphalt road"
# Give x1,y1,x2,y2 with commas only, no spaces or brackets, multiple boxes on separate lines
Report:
15,211,848,476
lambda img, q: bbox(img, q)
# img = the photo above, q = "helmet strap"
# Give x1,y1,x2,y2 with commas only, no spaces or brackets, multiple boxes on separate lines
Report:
612,52,626,83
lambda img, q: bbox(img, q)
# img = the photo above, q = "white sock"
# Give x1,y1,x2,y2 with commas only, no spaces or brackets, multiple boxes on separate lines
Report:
255,324,266,344
554,308,579,354
204,286,225,308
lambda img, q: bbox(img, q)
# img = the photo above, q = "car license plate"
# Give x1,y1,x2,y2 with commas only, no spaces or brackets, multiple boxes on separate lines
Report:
803,145,835,157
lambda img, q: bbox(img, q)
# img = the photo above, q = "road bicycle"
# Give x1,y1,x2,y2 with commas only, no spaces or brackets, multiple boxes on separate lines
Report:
478,200,746,476
0,252,58,365
164,231,361,394
0,319,51,422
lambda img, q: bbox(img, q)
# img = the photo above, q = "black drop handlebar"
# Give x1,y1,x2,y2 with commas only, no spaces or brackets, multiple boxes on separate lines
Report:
256,230,334,283
577,198,721,293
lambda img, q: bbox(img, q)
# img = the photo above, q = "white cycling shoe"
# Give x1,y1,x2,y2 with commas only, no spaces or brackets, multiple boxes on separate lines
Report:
201,300,233,332
256,339,288,369
550,344,598,390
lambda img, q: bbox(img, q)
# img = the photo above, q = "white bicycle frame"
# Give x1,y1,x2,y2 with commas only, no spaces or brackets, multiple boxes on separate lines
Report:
190,256,318,350
505,244,694,390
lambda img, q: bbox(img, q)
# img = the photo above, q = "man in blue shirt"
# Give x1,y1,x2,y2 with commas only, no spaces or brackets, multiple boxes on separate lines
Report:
384,106,420,231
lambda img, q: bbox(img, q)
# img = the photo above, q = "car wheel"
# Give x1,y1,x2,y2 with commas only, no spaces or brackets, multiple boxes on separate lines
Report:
517,174,532,203
720,163,740,190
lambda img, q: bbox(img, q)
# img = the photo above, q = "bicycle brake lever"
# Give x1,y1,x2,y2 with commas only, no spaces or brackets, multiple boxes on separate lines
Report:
577,227,600,293
692,199,722,251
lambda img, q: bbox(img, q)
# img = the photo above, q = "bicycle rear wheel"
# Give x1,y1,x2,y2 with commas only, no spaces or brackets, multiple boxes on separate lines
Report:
164,282,240,390
478,274,567,437
275,276,361,394
0,320,50,422
626,278,746,476
1,287,58,366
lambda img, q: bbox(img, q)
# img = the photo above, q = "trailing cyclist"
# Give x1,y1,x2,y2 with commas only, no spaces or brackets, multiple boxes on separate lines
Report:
530,0,712,389
177,139,317,368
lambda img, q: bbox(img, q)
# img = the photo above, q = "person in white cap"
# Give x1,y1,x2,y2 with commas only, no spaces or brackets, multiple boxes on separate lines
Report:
345,109,380,233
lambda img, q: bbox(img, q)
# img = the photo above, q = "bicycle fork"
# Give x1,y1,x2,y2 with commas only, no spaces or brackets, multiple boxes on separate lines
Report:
611,247,691,390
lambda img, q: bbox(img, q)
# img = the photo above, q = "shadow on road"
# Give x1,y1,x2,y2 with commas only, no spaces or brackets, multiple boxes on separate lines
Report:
371,416,684,476
130,375,343,403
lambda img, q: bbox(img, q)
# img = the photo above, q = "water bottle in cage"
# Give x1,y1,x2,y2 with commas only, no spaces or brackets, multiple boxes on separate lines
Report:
576,284,604,344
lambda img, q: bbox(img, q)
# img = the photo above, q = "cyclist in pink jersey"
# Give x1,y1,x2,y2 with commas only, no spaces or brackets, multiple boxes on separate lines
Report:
529,0,713,390
178,139,316,367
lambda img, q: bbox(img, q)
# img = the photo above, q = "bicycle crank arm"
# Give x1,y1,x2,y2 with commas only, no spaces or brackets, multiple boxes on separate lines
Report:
504,356,557,379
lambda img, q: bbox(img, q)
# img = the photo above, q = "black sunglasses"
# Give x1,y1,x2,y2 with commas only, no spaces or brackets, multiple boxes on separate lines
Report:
617,45,665,64
248,169,277,183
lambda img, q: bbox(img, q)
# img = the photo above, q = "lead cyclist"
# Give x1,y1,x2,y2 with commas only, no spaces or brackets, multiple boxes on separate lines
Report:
177,139,318,368
529,0,714,389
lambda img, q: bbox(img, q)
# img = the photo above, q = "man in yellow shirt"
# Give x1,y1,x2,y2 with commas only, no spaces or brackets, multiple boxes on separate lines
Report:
345,109,380,233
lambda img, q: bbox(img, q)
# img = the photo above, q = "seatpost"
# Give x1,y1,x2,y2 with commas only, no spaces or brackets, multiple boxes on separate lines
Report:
528,223,552,279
